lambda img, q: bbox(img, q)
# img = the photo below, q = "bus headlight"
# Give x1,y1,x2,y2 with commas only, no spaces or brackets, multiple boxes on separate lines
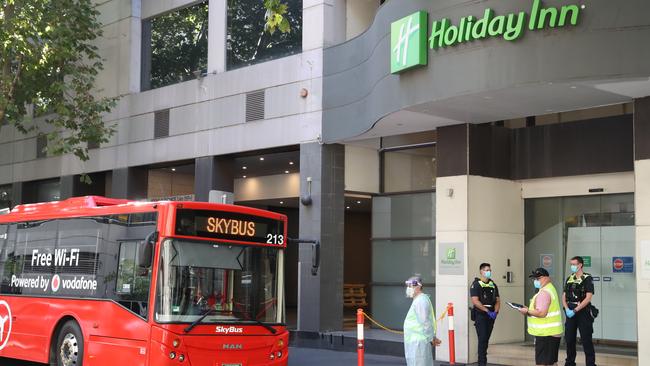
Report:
277,351,283,358
172,339,180,348
169,351,176,359
178,354,185,362
269,353,275,360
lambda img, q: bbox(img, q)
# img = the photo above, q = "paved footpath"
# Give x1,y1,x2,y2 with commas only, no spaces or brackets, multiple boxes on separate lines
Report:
2,350,503,365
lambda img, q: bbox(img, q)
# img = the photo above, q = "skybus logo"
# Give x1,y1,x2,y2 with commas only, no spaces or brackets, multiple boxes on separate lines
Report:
216,326,244,334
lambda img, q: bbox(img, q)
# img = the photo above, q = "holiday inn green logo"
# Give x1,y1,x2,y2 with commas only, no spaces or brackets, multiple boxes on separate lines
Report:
391,0,583,74
390,11,428,74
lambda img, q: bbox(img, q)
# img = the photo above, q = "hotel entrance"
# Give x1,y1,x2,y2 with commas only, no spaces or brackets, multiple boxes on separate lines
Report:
525,193,637,344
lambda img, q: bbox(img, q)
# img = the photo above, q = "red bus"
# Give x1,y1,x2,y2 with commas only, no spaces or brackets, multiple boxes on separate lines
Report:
0,196,289,366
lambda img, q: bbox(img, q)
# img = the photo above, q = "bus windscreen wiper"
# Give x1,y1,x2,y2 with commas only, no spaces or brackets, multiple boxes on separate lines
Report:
184,308,219,333
248,317,277,334
184,309,277,334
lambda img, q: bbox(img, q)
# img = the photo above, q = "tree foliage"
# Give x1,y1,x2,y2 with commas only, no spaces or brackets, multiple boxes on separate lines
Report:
0,0,116,163
228,0,301,69
148,2,209,90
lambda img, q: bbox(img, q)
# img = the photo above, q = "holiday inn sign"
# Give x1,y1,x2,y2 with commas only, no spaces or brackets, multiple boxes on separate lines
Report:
391,0,584,74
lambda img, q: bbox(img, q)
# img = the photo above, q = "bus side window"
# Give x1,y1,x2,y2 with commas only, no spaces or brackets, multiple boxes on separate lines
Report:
116,241,150,318
0,224,17,294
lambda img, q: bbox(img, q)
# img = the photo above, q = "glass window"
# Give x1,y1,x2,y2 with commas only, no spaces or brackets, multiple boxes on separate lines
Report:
142,2,209,90
147,164,195,200
383,146,436,193
227,0,302,70
370,192,435,329
156,239,282,324
0,224,17,294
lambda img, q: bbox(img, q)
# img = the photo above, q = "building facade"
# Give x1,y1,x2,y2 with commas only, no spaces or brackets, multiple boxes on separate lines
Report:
1,0,649,363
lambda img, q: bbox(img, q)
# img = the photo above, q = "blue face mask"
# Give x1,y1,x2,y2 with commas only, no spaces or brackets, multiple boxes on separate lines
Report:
570,265,579,273
483,271,492,279
533,280,542,289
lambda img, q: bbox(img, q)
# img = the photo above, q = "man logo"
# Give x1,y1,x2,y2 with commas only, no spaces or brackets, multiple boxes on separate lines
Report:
391,11,428,74
0,300,12,351
222,344,243,350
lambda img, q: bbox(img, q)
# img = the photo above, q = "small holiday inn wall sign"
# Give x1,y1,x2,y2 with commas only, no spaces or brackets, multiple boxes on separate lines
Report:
391,0,584,74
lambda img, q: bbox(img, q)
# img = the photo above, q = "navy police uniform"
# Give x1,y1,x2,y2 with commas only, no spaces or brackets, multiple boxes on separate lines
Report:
564,272,596,366
470,278,499,366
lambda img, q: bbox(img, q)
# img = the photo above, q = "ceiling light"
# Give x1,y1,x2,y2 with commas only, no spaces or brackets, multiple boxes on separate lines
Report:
243,175,247,178
289,162,294,165
280,201,284,205
242,166,247,170
259,157,265,161
346,206,350,209
356,201,361,204
570,85,577,89
285,170,290,174
171,168,176,172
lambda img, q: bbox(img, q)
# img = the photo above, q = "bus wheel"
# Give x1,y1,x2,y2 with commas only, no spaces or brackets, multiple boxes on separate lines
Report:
55,320,84,366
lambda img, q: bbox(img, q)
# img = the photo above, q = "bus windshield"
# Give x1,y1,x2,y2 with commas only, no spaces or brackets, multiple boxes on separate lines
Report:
155,239,282,325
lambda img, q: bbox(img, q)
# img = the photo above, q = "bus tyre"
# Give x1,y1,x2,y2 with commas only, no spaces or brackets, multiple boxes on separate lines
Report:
55,321,84,366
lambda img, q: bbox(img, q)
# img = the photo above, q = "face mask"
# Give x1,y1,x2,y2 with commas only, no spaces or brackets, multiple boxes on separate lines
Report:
483,271,492,279
405,287,415,298
570,265,579,273
533,280,542,289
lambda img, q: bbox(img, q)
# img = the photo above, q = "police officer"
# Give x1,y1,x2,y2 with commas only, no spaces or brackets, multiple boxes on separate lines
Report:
470,263,500,366
562,256,596,366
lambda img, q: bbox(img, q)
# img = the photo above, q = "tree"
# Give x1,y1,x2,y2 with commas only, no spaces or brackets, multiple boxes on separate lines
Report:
228,0,301,69
0,0,116,165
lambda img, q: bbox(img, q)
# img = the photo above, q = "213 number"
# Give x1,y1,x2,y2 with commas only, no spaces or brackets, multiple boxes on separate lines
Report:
266,234,284,245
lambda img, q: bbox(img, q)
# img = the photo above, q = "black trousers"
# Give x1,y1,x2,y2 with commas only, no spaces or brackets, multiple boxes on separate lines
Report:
565,310,596,366
474,312,495,366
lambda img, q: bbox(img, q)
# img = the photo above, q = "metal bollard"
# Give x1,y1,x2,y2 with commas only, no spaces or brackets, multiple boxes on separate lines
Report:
357,309,365,366
447,303,456,365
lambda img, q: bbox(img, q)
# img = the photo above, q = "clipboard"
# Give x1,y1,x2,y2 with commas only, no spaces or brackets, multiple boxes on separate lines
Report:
506,302,525,310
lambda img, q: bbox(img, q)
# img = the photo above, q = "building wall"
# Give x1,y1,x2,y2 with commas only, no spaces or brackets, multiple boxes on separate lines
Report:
0,0,339,186
323,0,650,142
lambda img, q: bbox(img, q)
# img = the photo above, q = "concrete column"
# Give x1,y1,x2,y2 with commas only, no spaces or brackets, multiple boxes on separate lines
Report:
208,0,227,74
110,167,148,199
435,125,525,364
10,182,23,206
297,142,345,332
129,0,142,93
634,96,650,365
302,0,346,51
194,156,234,202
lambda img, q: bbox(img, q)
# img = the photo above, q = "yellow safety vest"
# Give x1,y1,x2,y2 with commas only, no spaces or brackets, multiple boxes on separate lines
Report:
527,283,563,337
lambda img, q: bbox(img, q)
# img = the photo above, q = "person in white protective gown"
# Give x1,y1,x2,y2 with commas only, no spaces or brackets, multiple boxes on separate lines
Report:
403,276,441,366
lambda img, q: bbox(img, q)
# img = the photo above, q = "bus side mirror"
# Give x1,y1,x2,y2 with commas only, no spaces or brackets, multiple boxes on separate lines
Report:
138,231,157,268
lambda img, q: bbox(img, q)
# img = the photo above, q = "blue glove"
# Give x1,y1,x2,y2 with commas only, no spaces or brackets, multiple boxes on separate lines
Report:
487,311,497,320
565,309,575,318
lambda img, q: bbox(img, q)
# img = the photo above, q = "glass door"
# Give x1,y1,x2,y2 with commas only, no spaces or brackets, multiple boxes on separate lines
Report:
601,226,636,341
566,227,603,338
526,193,636,343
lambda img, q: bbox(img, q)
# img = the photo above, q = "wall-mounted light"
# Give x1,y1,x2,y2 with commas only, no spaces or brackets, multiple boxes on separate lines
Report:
301,177,313,206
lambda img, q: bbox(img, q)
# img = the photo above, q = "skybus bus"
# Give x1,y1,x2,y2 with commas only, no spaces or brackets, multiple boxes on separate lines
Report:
0,196,289,366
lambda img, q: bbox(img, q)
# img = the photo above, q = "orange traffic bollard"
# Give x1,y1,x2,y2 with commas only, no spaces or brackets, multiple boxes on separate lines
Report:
357,309,365,366
447,303,456,365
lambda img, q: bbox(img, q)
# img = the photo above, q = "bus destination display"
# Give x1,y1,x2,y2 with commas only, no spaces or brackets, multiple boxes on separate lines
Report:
174,209,285,245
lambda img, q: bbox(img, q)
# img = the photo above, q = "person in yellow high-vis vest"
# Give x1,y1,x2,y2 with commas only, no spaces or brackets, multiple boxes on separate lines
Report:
403,276,441,366
518,268,564,366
